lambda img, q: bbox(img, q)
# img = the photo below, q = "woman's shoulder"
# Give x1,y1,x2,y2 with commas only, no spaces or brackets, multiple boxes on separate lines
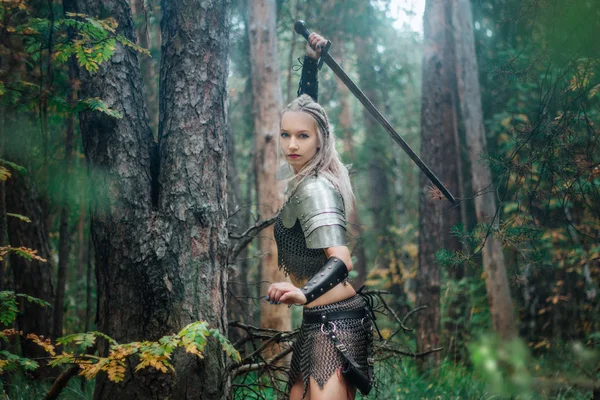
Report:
296,174,339,196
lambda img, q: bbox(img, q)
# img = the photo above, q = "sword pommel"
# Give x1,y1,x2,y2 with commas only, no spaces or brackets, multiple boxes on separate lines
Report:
294,20,310,40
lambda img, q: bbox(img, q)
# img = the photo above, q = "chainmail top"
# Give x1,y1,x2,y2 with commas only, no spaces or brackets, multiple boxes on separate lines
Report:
274,217,328,281
288,295,372,398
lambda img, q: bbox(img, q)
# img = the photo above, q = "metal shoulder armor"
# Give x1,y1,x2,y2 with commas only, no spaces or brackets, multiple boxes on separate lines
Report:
281,175,347,249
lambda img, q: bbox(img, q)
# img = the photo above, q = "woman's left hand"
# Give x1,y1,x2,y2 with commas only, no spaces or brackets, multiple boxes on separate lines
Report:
266,282,307,305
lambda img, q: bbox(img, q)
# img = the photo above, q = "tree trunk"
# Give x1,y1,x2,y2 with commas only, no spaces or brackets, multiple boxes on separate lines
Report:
5,171,55,374
416,0,461,367
355,15,393,274
53,60,77,339
333,40,367,288
130,0,160,138
247,0,291,339
0,107,6,291
452,0,516,339
64,0,232,397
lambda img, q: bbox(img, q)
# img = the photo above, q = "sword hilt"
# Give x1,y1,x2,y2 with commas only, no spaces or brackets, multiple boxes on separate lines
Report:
294,20,310,40
294,20,331,70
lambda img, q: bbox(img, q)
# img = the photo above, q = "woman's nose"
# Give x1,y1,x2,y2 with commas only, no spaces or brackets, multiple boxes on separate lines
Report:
288,138,298,150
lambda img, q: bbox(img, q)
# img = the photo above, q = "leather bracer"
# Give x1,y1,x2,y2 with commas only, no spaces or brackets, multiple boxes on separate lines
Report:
297,56,319,102
301,256,348,304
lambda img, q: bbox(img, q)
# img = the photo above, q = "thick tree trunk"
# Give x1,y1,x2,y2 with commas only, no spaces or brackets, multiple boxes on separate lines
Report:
416,0,461,366
452,0,516,339
5,172,54,373
64,0,232,398
158,1,231,397
247,0,291,338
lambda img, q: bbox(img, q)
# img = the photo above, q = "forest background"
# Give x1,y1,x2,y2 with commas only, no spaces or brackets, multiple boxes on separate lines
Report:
0,0,599,399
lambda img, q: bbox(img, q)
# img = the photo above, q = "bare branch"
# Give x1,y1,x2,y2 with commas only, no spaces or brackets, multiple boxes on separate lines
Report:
228,213,279,262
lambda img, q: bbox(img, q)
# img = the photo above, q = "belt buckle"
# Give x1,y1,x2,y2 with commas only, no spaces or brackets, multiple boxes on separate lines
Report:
367,357,374,366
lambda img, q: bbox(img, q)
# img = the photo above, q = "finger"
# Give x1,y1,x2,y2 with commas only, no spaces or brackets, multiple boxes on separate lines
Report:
272,287,283,303
279,292,294,304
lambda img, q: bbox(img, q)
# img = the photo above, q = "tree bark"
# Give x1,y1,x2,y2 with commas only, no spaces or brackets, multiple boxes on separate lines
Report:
157,0,231,397
416,0,461,367
247,0,291,340
0,106,6,291
452,0,517,339
5,171,54,373
64,0,232,397
130,0,160,138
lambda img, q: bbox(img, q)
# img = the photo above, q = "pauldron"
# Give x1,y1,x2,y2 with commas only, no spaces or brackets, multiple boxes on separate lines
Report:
281,175,347,249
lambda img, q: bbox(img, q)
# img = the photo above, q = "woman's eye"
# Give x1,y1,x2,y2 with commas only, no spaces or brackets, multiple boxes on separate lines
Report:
281,132,290,138
299,133,309,139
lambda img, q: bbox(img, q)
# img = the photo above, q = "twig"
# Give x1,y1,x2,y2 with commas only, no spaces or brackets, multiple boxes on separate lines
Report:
378,344,443,359
228,214,279,262
231,347,293,377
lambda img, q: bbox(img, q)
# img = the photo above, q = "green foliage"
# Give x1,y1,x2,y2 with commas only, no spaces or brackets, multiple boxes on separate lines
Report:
75,97,123,119
471,335,533,396
0,0,149,119
0,350,39,374
0,159,27,175
0,322,240,383
0,291,50,326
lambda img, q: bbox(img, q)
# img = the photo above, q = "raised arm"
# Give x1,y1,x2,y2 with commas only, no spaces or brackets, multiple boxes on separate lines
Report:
297,33,327,102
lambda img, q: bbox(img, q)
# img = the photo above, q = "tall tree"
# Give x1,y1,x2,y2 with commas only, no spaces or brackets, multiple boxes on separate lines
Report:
63,0,232,398
355,3,394,275
5,171,54,375
247,0,291,337
452,0,516,339
53,59,77,339
333,41,368,288
416,0,461,365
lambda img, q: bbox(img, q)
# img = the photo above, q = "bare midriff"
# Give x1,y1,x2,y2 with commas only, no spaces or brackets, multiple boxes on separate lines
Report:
290,275,357,308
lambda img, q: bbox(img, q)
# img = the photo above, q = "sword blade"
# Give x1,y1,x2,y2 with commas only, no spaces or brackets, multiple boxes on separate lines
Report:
321,52,456,204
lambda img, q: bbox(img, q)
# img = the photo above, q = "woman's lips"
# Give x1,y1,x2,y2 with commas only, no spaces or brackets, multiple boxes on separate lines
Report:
287,154,300,159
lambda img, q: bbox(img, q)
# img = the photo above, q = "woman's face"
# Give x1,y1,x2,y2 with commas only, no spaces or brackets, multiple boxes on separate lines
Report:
280,111,319,173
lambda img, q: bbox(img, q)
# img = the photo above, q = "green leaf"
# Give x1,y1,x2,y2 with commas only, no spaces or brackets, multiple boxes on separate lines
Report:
7,213,31,223
0,159,27,175
16,293,51,308
76,97,123,119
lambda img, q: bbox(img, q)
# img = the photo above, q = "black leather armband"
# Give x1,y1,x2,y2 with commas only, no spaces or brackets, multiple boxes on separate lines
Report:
297,56,319,102
301,257,348,304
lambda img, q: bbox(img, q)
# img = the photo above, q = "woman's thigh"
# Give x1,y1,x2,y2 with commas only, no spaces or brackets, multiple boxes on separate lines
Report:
309,373,355,400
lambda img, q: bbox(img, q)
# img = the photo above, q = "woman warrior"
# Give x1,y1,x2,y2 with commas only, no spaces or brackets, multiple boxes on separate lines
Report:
266,33,374,400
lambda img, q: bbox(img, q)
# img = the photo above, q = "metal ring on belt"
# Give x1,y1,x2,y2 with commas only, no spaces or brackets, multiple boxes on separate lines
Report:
302,308,368,325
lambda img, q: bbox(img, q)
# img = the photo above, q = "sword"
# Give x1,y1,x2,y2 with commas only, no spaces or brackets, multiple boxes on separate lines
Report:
294,20,456,204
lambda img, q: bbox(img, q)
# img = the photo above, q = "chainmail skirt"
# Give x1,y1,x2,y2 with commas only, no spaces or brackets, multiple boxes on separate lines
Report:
287,294,372,398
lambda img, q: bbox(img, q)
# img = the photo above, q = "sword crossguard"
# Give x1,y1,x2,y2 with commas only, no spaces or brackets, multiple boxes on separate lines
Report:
317,41,331,70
